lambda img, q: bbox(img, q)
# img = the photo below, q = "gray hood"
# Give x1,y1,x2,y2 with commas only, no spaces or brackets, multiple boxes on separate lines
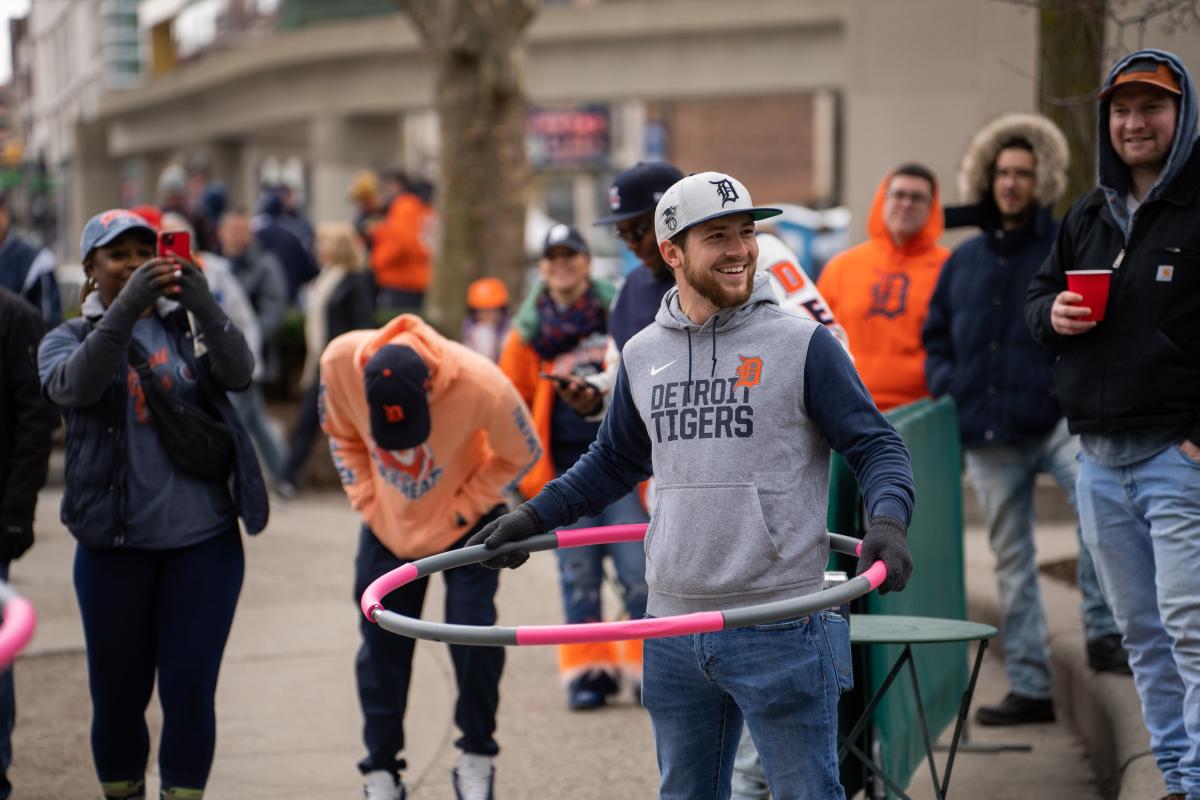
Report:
654,272,779,381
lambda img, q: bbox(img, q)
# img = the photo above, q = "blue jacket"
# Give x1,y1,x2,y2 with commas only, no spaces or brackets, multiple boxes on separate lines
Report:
608,265,675,352
923,208,1062,448
49,310,268,548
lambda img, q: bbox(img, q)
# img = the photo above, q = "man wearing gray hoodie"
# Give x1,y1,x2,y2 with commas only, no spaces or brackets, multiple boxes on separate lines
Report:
1025,49,1200,800
471,171,915,798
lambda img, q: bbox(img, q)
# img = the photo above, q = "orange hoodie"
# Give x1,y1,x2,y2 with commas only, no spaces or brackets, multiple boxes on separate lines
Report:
320,314,540,559
371,194,434,293
816,173,950,410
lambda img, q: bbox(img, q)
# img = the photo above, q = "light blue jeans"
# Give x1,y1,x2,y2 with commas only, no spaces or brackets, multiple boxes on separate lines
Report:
228,384,286,484
642,611,852,800
964,419,1118,699
556,490,649,625
1077,445,1200,799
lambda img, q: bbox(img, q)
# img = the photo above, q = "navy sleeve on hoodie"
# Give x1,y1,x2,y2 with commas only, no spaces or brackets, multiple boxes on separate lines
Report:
803,325,916,526
528,358,652,530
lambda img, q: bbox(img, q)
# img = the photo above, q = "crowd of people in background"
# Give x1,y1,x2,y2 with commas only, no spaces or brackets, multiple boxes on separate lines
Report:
0,44,1194,800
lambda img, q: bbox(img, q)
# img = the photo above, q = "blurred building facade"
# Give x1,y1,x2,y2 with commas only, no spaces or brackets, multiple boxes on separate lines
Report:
10,0,1200,266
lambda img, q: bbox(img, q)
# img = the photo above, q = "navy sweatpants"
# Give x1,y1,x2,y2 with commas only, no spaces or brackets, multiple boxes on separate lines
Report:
73,526,244,792
353,508,505,776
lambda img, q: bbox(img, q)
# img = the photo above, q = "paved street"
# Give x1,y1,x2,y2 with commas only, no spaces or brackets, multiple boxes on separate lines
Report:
8,487,1104,798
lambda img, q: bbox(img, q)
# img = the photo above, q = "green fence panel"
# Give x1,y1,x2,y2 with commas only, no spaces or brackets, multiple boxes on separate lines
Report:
828,396,966,797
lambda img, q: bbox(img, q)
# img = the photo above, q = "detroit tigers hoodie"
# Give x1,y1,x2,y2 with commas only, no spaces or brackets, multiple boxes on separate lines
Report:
530,273,915,617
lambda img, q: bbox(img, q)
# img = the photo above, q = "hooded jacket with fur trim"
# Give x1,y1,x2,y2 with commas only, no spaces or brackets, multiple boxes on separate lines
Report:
320,314,540,558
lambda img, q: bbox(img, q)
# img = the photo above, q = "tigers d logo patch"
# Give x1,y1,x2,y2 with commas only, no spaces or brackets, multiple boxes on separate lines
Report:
734,356,763,391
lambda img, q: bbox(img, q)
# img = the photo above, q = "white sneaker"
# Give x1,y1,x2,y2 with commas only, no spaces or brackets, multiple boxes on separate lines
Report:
451,753,495,800
363,770,405,800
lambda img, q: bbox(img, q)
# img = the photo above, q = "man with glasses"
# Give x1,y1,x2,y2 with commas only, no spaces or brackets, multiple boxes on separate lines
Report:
923,115,1129,730
817,163,949,410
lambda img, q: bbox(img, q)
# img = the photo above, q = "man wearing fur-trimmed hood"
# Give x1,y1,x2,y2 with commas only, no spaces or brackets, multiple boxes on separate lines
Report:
923,113,1129,727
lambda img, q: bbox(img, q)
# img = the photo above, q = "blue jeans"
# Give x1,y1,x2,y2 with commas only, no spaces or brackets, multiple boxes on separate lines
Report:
556,490,648,624
73,527,244,793
1077,445,1200,799
353,513,505,777
0,562,11,800
642,611,852,799
964,419,1118,699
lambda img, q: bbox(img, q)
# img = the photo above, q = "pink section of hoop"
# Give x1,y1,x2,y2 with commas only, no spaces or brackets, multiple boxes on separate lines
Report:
361,563,420,620
0,598,36,667
555,523,648,549
861,561,888,591
515,611,725,645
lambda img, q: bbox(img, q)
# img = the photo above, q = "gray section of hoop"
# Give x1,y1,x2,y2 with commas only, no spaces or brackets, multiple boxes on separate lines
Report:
372,530,870,645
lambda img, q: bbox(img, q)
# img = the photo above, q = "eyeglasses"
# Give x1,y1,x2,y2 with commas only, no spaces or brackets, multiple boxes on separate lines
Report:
616,222,651,244
887,190,932,206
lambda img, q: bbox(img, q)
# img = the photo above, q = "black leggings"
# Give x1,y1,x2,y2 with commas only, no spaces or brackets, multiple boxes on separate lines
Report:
74,526,244,793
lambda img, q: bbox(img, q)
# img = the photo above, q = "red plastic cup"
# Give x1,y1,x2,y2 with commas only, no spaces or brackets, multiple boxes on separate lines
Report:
1065,270,1112,322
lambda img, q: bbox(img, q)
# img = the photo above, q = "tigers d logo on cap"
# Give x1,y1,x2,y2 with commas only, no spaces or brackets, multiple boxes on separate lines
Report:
365,345,432,451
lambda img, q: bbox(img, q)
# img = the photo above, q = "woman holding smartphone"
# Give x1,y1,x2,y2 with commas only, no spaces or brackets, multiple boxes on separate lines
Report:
499,224,649,710
38,209,268,800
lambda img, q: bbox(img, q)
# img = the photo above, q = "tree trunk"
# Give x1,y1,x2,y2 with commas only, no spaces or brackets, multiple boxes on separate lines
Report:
1037,0,1107,215
398,1,537,337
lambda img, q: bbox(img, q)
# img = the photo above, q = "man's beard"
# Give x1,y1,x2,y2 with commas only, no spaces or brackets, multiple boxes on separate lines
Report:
682,252,756,309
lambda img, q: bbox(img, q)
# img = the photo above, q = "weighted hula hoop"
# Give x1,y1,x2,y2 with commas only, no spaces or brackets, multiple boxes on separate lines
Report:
361,524,887,646
0,580,36,668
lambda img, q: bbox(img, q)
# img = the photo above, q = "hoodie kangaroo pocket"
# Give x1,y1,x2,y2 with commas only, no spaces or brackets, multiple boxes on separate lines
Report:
644,482,782,599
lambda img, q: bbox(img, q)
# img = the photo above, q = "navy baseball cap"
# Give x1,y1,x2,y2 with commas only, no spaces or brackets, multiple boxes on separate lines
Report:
80,209,157,259
365,345,432,451
594,162,685,225
542,223,590,257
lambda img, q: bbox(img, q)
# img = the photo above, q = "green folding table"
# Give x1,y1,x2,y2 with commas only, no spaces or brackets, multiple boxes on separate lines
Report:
842,615,998,799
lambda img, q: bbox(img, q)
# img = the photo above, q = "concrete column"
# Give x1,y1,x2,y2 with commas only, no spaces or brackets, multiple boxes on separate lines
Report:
309,114,401,225
70,119,121,249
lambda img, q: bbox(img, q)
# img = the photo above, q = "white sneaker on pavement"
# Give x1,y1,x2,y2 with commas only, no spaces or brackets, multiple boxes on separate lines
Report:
363,769,405,800
451,753,495,800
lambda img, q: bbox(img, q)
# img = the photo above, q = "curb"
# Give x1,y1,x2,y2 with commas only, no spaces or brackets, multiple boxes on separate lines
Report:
966,572,1161,800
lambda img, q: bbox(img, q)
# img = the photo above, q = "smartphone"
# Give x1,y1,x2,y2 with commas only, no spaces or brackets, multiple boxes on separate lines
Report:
158,230,192,261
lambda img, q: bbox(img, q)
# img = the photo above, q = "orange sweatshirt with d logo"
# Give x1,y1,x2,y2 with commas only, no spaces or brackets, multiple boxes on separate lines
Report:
816,174,949,410
320,314,540,559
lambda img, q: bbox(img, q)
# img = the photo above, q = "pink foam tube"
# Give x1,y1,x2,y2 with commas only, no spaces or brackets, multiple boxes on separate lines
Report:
0,597,36,668
516,611,725,645
360,563,419,621
853,541,889,590
555,523,648,549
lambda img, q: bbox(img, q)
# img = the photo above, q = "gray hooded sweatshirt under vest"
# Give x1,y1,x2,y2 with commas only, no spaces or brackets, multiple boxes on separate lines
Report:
530,272,914,617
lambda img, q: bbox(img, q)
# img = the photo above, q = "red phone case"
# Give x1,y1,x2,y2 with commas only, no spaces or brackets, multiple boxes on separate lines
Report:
159,230,191,261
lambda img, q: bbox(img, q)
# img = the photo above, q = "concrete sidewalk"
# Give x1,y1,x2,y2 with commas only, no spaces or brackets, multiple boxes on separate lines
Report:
5,488,1146,798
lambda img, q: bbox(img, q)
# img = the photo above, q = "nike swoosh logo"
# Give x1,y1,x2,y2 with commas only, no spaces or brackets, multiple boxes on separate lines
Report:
650,360,678,376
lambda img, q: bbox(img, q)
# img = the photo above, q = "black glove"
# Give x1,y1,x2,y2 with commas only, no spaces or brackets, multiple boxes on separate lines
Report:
464,504,542,570
174,263,220,317
113,260,171,317
0,516,34,562
857,515,913,595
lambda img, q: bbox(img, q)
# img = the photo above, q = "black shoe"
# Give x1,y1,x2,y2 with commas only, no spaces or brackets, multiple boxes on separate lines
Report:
974,692,1055,726
566,670,619,711
1087,634,1133,675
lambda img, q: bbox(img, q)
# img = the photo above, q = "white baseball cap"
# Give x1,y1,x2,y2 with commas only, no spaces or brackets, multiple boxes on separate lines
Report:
654,171,782,244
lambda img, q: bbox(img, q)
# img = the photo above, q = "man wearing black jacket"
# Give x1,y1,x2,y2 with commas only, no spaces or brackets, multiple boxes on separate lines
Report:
0,286,57,798
924,115,1128,729
1025,49,1200,800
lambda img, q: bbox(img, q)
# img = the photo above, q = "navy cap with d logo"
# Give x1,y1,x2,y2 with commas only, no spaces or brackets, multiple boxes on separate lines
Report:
594,162,685,225
365,345,432,451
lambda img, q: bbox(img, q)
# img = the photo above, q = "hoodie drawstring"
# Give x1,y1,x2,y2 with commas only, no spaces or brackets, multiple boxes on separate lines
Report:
685,329,694,384
711,325,718,378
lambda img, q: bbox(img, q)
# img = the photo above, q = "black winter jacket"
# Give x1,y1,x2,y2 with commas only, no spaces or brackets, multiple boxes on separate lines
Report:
0,288,57,559
924,209,1062,448
1024,143,1200,443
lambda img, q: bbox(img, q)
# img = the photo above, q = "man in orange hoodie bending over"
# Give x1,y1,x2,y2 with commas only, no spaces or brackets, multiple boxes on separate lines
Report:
320,313,540,800
817,163,949,410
